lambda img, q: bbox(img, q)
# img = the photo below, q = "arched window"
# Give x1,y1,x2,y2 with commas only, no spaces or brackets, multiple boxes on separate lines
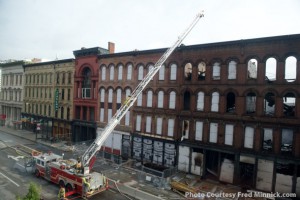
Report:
116,88,122,104
109,65,114,80
147,90,153,107
211,92,219,112
183,91,190,110
184,63,192,80
82,67,91,98
226,92,235,113
169,91,176,109
170,64,177,80
158,91,164,108
198,62,206,80
247,59,257,79
285,56,297,82
148,64,154,80
108,88,113,103
228,61,237,79
138,65,144,80
127,64,132,80
118,65,123,80
197,92,204,111
212,62,220,80
264,92,275,116
246,92,256,113
159,65,165,80
265,57,277,81
137,92,142,106
101,66,106,80
125,88,131,126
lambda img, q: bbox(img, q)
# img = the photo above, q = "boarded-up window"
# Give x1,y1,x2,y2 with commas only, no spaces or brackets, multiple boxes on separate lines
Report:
209,123,218,143
228,61,237,79
213,62,220,80
100,108,104,122
246,92,256,113
158,91,164,108
109,65,114,80
108,109,112,121
136,115,141,131
137,93,142,106
158,65,165,80
225,124,234,145
116,89,121,104
197,92,204,111
108,89,113,103
100,88,105,102
168,119,175,137
244,127,254,148
146,116,152,133
169,91,176,109
127,64,132,80
156,117,162,135
263,128,273,151
101,67,106,80
125,111,130,126
195,121,203,141
138,65,143,80
211,92,219,112
118,65,123,80
170,64,177,80
147,90,153,107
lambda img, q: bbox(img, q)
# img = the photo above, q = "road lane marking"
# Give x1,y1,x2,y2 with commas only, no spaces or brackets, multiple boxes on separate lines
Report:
0,172,20,187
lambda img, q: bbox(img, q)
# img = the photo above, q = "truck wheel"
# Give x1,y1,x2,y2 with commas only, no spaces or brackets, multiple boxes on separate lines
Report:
35,169,40,178
66,183,73,192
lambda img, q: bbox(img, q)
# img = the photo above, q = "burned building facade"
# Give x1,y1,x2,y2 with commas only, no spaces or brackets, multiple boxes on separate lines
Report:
96,34,300,194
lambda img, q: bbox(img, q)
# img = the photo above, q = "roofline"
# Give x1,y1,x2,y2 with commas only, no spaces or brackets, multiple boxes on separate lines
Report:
98,33,300,59
0,60,26,67
24,58,74,67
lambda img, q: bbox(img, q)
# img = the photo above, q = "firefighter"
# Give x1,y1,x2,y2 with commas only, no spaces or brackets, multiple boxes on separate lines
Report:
58,185,66,200
82,177,91,198
75,157,82,173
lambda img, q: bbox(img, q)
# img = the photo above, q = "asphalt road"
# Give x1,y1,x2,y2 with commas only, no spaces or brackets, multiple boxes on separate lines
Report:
0,131,133,200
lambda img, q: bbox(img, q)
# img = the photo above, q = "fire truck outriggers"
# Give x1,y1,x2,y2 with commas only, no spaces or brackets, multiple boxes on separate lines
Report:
32,150,108,198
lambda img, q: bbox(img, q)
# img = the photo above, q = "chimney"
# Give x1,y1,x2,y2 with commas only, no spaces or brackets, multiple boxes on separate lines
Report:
108,42,115,54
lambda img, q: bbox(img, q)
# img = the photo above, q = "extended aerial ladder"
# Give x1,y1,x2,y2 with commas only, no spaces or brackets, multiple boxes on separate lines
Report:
81,11,204,168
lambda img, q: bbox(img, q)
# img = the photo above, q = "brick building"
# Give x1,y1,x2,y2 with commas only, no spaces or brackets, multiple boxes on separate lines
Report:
94,34,300,194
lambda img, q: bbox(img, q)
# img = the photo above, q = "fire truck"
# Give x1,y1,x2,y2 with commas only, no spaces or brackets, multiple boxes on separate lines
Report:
31,11,204,199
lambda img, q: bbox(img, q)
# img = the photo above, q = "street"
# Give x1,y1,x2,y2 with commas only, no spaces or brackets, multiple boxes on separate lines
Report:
0,131,133,200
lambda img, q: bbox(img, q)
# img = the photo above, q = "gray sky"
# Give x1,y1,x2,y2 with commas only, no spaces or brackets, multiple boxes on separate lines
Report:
0,0,300,61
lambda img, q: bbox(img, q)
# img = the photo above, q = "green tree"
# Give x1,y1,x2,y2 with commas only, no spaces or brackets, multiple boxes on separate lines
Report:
16,182,41,200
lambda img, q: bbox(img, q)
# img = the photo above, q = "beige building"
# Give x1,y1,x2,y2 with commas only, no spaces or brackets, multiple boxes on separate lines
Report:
22,59,74,141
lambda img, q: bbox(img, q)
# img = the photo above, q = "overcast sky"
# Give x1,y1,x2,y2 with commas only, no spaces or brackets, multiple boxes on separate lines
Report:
0,0,300,61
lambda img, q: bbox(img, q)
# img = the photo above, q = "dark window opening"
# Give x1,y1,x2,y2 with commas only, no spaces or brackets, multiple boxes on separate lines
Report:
181,120,189,140
90,107,95,121
183,91,191,110
82,67,91,98
226,92,235,113
82,106,87,121
75,106,80,119
276,161,294,176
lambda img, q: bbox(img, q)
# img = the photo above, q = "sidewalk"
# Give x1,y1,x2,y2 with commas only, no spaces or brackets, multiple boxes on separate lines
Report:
0,126,183,200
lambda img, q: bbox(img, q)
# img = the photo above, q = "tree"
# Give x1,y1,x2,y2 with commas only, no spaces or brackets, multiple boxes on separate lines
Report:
16,182,41,200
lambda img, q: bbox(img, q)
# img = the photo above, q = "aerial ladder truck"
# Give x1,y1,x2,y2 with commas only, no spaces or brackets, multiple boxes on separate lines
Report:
31,11,204,199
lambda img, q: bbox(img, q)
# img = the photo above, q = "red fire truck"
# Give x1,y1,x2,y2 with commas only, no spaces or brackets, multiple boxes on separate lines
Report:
32,151,108,198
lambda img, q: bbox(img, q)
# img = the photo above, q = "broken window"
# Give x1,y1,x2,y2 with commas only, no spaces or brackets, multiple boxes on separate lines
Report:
182,120,189,140
196,91,204,111
225,124,234,145
226,92,235,113
244,126,254,148
228,61,237,79
157,91,164,108
195,121,203,141
285,56,297,82
246,92,256,114
281,128,293,155
211,91,219,112
209,122,218,143
198,62,206,80
262,128,273,152
283,93,296,117
247,59,257,79
212,62,220,80
264,92,275,116
184,63,192,80
275,161,294,193
265,57,277,82
183,91,190,110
